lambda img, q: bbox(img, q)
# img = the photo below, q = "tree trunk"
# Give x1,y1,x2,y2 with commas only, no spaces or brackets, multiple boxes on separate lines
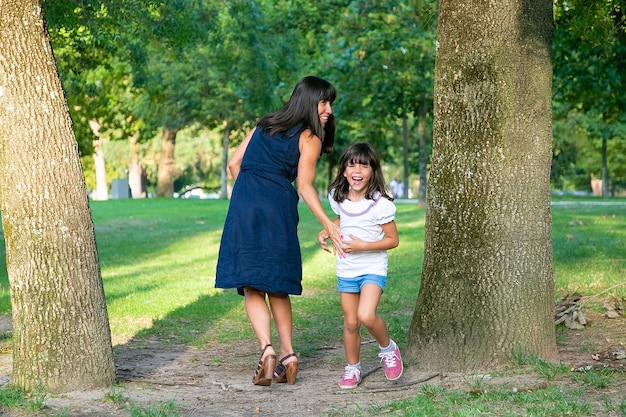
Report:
220,122,231,199
417,100,428,208
0,0,115,392
406,0,556,371
128,134,146,198
89,120,108,201
156,127,178,197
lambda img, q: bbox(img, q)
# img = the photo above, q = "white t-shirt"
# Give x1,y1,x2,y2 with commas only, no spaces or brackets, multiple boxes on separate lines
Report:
329,190,396,278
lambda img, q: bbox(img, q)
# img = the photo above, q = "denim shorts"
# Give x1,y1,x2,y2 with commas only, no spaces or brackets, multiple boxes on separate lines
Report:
337,274,386,293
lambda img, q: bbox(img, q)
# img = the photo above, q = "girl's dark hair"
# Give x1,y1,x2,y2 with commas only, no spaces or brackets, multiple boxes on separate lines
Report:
257,76,336,154
329,142,393,203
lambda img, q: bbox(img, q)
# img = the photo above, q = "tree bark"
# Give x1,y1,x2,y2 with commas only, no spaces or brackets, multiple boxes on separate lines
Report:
407,0,556,371
0,0,115,392
156,127,178,197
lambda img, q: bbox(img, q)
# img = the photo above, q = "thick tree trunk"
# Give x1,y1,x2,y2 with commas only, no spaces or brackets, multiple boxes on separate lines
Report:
156,127,178,197
407,0,556,371
0,0,115,392
89,120,108,201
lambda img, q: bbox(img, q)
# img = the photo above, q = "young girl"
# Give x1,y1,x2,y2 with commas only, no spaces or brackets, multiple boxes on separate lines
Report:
318,142,403,389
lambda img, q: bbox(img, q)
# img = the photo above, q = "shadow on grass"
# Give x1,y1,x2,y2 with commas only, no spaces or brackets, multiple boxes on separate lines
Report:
108,200,426,385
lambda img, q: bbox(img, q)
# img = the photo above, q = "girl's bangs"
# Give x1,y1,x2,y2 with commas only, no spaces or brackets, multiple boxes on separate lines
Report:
348,153,371,166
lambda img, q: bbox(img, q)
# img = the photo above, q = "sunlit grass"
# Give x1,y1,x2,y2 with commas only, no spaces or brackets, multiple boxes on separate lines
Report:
551,201,626,313
0,198,625,345
0,198,625,344
1,197,626,415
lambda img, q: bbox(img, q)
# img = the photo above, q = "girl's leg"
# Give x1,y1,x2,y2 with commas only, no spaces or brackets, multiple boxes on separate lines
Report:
357,284,390,348
358,284,404,380
243,287,276,358
267,293,297,365
340,292,362,365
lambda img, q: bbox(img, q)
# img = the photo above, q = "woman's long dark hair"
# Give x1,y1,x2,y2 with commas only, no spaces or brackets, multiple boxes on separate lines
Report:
257,76,336,154
329,142,393,203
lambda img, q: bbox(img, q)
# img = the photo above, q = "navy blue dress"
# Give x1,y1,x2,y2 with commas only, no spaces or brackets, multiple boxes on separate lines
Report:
216,126,303,295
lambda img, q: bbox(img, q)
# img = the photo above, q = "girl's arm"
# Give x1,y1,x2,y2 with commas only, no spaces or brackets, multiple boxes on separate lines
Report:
342,220,399,253
228,127,256,180
298,131,345,257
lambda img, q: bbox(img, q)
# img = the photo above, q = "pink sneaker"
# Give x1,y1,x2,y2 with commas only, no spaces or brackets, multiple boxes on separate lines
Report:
378,344,403,380
339,366,362,389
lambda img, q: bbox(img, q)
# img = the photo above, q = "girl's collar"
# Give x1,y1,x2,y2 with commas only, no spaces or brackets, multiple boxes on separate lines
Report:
337,192,381,217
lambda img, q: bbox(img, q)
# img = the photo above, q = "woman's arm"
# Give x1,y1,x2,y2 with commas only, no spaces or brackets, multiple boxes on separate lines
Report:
298,131,345,257
228,127,256,181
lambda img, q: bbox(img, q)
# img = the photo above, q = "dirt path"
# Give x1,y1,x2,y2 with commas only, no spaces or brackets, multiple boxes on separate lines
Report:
1,311,625,416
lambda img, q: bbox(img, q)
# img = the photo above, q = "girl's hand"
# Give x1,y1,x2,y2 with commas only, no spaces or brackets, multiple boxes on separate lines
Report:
340,234,366,254
318,230,331,253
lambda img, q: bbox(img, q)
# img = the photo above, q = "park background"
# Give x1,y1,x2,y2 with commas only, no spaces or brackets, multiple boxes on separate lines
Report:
35,0,626,203
1,0,626,416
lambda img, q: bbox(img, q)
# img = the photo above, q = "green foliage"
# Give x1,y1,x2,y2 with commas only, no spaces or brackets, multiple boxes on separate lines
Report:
39,0,626,195
553,0,626,194
551,104,594,191
326,1,437,158
553,0,626,117
97,119,224,193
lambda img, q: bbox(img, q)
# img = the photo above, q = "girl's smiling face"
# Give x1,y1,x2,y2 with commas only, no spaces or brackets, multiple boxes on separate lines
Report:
343,160,372,198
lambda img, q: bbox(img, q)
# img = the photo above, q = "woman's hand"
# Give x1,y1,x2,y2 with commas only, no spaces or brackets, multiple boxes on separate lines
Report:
317,224,345,258
317,230,331,253
325,223,345,258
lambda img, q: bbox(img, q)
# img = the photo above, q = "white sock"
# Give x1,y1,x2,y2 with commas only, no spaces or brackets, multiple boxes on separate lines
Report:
380,339,396,352
346,361,361,370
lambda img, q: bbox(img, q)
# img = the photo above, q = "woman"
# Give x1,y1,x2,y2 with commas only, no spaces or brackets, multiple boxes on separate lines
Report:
216,76,344,386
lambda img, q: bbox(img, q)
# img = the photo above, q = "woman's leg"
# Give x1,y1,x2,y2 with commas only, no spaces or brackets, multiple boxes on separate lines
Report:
268,293,297,365
340,292,362,365
357,284,390,348
243,287,276,358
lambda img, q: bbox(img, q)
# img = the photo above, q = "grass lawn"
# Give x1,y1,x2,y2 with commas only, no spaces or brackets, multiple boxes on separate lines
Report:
0,196,625,416
4,197,623,344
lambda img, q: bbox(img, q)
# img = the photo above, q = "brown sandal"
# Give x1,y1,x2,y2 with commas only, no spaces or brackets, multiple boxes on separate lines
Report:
252,344,276,386
272,353,298,385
